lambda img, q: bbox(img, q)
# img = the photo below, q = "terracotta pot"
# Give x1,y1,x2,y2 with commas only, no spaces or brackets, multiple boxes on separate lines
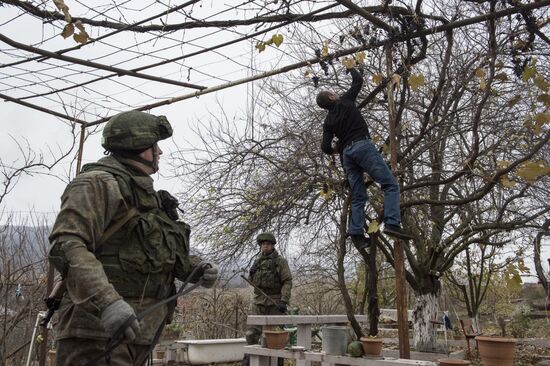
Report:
359,337,383,356
264,330,289,349
475,336,517,366
437,358,470,366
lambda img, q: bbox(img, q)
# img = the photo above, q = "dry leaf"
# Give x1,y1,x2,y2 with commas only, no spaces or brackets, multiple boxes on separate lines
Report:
367,220,380,234
372,73,382,86
409,73,425,91
61,23,74,39
342,57,355,69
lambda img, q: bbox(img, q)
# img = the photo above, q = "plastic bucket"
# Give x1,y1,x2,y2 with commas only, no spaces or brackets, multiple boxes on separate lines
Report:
321,326,349,355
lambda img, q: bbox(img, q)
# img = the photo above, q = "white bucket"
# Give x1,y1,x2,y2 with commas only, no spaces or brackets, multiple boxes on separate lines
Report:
321,326,349,355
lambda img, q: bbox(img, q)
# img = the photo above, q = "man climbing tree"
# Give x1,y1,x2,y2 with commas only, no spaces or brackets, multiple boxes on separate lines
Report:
317,67,413,253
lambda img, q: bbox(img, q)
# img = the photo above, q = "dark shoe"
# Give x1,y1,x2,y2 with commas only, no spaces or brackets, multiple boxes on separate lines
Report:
383,224,413,241
350,234,371,254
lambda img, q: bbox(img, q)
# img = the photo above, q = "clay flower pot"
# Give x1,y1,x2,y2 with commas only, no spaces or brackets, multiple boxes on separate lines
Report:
475,336,517,366
264,330,289,349
437,358,470,366
359,337,383,356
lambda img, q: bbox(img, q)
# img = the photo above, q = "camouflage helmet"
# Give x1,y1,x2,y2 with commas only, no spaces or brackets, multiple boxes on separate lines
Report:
101,110,173,152
256,232,276,245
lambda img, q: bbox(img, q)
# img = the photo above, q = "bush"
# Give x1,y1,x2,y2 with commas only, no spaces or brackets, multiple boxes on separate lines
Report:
509,305,531,338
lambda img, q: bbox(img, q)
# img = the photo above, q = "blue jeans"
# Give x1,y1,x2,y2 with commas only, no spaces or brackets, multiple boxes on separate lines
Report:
342,139,401,235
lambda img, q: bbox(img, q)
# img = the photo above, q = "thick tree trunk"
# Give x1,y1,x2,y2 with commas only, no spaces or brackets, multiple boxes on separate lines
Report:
412,292,439,352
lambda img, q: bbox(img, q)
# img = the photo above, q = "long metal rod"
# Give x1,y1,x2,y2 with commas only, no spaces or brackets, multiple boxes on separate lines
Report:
0,92,88,124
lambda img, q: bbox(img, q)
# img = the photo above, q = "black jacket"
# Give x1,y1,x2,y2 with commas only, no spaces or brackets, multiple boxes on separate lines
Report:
320,68,371,155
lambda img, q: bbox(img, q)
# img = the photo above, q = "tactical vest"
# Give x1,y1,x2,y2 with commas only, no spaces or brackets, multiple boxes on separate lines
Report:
251,251,283,296
82,157,190,301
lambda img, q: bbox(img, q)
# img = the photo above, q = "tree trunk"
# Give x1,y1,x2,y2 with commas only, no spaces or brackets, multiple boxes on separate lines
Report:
412,292,439,352
367,237,380,336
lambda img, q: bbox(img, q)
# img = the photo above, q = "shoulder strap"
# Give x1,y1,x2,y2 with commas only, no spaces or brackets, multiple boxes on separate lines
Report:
96,207,139,248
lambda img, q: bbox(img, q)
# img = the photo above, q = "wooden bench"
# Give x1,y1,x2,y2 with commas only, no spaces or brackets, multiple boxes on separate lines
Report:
459,319,481,357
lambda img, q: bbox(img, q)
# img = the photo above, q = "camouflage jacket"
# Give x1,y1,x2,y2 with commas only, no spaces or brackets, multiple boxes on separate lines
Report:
249,250,292,305
48,156,202,345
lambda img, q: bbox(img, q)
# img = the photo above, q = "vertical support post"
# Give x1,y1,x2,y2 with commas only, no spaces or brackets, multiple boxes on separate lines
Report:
39,121,87,366
296,324,311,366
38,266,54,366
75,124,86,175
385,42,410,359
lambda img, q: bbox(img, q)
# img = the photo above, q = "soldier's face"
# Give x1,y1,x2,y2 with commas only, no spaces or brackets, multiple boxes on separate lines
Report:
138,143,163,174
260,241,274,255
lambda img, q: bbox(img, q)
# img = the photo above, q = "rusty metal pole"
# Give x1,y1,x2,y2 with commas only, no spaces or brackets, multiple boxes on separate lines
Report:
38,123,86,366
385,43,410,359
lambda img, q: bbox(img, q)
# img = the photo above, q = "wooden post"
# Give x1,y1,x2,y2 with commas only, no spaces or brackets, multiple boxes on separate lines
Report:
39,122,87,365
385,43,410,359
38,266,54,366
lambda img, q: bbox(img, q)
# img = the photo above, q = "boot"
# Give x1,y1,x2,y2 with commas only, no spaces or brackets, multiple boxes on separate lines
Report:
350,234,371,254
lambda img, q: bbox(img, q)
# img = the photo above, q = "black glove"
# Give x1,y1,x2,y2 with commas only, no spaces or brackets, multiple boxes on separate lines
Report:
249,264,258,277
276,301,287,314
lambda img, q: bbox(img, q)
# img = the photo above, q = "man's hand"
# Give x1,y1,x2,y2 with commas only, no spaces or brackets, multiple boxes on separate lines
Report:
100,299,140,342
201,262,219,288
276,301,287,314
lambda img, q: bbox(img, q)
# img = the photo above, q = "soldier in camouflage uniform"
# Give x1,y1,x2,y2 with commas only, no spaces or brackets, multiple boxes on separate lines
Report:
242,232,292,366
48,110,219,366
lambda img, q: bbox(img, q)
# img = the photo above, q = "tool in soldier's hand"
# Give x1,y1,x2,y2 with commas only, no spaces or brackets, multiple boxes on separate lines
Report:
240,274,287,314
83,261,208,366
40,280,66,327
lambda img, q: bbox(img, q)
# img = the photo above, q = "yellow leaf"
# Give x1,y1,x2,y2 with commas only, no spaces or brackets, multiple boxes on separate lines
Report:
321,41,329,58
74,20,86,34
499,175,516,188
534,75,549,92
409,74,425,91
255,42,266,53
494,72,508,81
391,74,401,88
381,143,390,155
62,8,71,22
537,93,550,106
342,57,355,69
355,51,366,64
534,111,550,125
522,65,537,81
480,80,487,91
53,0,70,21
516,160,550,183
475,68,486,78
61,23,74,39
507,95,521,107
367,220,380,234
272,34,284,47
372,73,382,86
73,31,89,44
533,111,550,134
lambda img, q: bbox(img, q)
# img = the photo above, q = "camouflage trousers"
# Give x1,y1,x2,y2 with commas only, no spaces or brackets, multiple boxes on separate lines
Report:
56,338,151,366
245,303,285,345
